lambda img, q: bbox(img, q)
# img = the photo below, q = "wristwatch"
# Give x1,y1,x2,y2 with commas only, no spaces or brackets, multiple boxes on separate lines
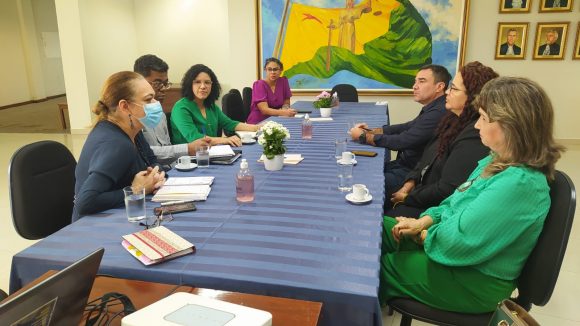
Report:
359,131,367,144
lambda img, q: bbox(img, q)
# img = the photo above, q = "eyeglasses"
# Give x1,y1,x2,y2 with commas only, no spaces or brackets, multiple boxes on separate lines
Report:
265,67,281,72
139,210,174,229
449,85,466,93
193,80,213,87
151,81,172,90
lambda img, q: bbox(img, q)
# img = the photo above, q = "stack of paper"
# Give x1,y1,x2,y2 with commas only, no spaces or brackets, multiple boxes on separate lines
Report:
258,154,304,165
152,177,214,202
122,226,195,265
309,117,333,122
209,145,235,158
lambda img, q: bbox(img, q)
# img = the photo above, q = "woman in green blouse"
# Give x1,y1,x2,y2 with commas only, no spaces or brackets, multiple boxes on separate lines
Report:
170,64,258,147
379,77,565,313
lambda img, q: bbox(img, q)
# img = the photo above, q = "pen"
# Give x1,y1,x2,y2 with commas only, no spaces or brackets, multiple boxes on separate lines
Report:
362,127,372,131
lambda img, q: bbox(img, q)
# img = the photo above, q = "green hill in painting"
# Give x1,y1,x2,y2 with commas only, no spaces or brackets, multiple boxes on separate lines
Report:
284,0,431,88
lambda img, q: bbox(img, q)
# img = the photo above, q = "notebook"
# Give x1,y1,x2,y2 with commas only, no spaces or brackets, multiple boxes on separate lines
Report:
122,226,195,265
0,248,104,326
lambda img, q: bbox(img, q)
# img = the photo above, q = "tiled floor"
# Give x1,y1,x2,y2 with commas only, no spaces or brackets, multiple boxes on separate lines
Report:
0,134,578,325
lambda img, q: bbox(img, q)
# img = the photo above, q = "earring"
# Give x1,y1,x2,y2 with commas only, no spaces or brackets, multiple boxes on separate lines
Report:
129,114,134,129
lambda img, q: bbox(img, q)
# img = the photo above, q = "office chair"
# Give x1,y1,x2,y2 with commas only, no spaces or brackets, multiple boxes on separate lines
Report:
242,87,252,121
9,141,76,240
388,170,576,326
0,289,7,301
229,88,242,99
221,91,246,137
331,84,358,102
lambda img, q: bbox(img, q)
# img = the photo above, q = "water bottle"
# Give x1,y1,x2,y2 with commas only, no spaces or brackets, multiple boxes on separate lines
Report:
302,114,312,139
236,159,255,202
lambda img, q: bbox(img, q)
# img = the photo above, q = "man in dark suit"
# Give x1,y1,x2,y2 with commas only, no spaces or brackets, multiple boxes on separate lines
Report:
500,29,522,55
538,29,561,55
545,0,568,7
504,0,527,8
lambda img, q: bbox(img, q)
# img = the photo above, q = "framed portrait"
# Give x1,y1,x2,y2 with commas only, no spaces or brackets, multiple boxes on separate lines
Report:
495,23,529,59
533,22,569,60
573,22,580,60
538,0,573,12
499,0,532,13
256,0,471,95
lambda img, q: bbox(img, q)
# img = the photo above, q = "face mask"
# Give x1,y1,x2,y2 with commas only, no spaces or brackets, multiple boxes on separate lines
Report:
135,102,163,129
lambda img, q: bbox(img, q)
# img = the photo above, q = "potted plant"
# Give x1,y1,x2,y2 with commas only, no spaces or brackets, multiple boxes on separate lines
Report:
312,91,338,117
257,121,290,171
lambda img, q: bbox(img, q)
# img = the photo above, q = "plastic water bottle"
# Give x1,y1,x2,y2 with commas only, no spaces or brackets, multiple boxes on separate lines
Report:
302,114,312,139
236,159,254,202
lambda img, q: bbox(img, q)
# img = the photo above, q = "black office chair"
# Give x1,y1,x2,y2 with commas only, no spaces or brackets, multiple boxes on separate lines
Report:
331,84,358,102
9,141,76,240
229,88,242,99
221,91,246,137
388,170,576,326
0,289,7,301
242,87,252,121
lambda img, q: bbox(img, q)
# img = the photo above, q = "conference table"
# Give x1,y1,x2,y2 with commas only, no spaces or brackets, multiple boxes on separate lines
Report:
10,102,389,325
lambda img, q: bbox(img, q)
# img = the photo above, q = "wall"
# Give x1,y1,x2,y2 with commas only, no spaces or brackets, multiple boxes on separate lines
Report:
31,0,65,96
0,1,32,106
79,0,138,109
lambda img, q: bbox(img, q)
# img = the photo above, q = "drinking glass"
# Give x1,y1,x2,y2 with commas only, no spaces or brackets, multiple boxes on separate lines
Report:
196,145,210,168
123,185,146,223
335,138,347,159
337,162,353,192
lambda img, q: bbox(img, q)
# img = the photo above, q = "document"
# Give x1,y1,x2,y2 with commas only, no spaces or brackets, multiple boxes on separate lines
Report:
163,177,214,186
209,145,235,158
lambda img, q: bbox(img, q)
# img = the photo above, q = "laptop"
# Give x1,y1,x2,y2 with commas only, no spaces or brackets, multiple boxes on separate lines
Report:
0,248,104,326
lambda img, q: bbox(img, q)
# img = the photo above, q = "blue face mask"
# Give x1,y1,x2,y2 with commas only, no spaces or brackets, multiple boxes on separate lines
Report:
135,102,163,129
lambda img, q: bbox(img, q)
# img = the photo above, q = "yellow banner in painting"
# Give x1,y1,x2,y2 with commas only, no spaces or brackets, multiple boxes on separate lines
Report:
280,0,400,71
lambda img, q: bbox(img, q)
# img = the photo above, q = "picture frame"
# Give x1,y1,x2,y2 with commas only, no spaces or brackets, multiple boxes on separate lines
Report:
573,22,580,60
538,0,573,12
532,22,569,60
256,0,471,95
495,23,529,59
499,0,532,13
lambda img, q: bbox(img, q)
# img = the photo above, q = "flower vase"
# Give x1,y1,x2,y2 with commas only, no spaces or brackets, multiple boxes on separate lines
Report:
319,107,332,118
264,154,284,171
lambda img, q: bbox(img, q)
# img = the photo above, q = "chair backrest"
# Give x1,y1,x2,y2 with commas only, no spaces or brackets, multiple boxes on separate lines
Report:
9,141,76,240
242,87,252,121
229,88,242,99
331,84,358,102
222,91,246,122
516,170,576,310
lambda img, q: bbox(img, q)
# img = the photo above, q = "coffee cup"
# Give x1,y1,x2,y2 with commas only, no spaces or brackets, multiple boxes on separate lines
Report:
341,151,356,164
352,184,369,201
241,134,253,142
177,156,191,168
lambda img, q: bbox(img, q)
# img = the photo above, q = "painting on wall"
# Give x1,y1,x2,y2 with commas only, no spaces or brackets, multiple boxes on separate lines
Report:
257,0,470,94
573,22,580,60
538,0,573,12
532,22,569,60
499,0,532,13
495,23,529,59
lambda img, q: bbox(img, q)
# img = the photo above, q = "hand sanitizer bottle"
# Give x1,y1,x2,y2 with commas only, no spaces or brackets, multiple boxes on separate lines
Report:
236,159,254,202
302,114,312,139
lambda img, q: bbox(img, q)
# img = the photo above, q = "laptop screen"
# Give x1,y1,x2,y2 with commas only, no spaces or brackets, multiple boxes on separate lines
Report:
0,248,104,325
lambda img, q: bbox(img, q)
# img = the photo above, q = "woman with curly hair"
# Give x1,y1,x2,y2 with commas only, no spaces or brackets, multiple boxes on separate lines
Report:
386,61,499,217
171,64,258,147
379,76,564,313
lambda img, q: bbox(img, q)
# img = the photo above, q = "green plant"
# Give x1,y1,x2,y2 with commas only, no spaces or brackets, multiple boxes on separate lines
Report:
257,121,291,159
312,91,333,109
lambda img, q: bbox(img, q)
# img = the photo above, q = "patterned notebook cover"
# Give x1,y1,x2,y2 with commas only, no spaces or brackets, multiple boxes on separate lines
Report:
122,226,195,265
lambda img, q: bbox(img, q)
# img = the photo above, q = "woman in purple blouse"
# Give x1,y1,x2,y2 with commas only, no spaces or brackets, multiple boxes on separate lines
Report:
246,58,296,124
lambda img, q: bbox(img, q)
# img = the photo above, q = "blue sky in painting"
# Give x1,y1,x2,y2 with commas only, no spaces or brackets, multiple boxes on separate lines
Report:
260,0,460,89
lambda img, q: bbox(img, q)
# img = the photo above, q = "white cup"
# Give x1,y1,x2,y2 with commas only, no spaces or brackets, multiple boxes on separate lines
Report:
341,151,356,164
320,107,332,118
352,184,370,201
177,156,191,168
241,134,253,142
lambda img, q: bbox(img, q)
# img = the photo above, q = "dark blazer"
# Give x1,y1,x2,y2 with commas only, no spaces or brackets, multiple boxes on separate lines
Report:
400,120,489,209
373,95,447,169
504,0,527,8
500,43,522,55
538,43,561,55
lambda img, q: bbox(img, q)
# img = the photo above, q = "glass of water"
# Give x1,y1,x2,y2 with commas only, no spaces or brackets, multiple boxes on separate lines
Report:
337,162,354,192
123,185,146,223
335,138,347,160
196,144,210,168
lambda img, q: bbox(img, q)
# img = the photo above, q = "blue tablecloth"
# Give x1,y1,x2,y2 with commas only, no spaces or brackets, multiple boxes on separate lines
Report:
10,103,388,326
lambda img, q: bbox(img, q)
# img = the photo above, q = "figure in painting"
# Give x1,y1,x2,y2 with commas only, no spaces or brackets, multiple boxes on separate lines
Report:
337,0,372,52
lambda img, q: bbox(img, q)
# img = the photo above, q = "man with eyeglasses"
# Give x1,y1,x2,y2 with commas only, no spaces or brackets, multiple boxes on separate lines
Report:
134,55,209,169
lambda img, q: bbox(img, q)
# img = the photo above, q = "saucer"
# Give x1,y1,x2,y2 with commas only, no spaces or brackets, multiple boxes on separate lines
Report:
337,159,357,165
175,163,197,172
242,139,256,145
345,193,372,204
